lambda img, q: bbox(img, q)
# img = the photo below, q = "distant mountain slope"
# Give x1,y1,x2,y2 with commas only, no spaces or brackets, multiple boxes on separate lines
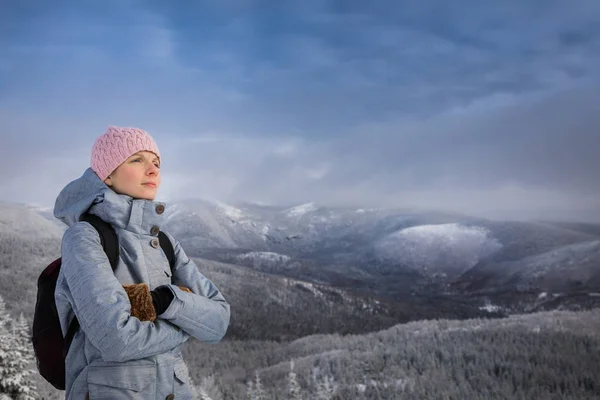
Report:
184,258,497,341
455,239,600,294
462,219,596,263
0,203,64,238
4,200,600,318
541,221,600,238
0,203,63,317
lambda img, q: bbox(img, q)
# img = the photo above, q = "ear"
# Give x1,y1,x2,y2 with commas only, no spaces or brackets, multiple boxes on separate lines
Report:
104,176,113,187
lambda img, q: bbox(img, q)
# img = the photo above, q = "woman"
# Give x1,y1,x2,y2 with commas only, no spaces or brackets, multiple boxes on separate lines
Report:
53,126,230,399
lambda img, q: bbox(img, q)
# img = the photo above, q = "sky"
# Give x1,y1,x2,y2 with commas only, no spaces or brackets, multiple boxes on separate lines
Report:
1,0,600,222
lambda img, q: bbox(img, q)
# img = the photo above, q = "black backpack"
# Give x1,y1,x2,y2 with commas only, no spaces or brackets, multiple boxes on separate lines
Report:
32,213,175,390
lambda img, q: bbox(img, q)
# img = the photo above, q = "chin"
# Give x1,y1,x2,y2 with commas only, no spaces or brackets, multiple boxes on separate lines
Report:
112,186,157,201
129,188,157,201
140,188,158,201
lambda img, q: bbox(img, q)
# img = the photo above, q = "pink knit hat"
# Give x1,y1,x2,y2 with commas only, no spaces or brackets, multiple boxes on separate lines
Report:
91,126,161,181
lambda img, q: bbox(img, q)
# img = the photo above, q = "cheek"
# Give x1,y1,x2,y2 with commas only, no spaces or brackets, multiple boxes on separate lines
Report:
118,167,142,184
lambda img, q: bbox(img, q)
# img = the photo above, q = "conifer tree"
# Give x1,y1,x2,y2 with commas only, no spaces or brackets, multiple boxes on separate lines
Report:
316,374,337,400
245,379,255,400
0,296,37,399
253,371,266,400
288,360,302,400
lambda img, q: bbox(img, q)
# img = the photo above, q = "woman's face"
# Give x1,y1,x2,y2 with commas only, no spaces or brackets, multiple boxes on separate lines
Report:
104,151,161,200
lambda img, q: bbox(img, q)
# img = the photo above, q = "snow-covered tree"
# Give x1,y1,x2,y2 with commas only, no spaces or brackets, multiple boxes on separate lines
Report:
251,371,266,400
316,374,337,400
195,375,224,400
288,360,302,400
245,379,254,400
0,296,37,400
195,385,213,400
12,314,30,354
0,297,10,329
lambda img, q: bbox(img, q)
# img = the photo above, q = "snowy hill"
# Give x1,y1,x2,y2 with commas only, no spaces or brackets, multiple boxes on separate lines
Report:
375,223,503,279
0,203,63,317
0,203,64,238
456,239,600,294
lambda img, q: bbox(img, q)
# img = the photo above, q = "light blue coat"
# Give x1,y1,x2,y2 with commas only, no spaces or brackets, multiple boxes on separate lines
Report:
53,168,230,400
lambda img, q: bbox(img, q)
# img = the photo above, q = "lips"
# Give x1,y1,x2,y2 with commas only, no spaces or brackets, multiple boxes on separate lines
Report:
142,182,157,188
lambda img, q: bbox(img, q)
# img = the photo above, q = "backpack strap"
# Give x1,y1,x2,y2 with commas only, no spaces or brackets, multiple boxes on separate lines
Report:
80,213,120,270
158,231,175,273
65,213,120,352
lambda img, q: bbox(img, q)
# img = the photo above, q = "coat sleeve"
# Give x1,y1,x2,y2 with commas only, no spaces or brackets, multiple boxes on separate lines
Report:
157,232,230,344
57,222,189,363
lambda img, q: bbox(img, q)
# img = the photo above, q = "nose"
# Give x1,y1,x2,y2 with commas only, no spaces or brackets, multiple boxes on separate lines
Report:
147,163,159,176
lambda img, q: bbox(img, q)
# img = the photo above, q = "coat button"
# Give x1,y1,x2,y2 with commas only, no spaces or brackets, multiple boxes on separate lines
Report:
166,395,175,400
155,204,165,214
150,238,160,248
151,225,160,236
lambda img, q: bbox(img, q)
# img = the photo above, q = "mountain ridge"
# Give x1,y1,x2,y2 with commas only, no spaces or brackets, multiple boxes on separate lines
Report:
2,199,599,316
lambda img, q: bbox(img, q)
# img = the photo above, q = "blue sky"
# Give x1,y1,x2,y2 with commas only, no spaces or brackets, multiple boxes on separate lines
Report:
1,0,600,221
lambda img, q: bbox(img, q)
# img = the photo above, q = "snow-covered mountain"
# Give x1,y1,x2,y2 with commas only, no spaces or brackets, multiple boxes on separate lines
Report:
168,200,600,312
0,200,493,342
3,199,600,313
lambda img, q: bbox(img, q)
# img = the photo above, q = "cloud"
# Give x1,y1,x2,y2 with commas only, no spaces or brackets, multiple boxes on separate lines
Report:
1,1,600,222
150,80,600,222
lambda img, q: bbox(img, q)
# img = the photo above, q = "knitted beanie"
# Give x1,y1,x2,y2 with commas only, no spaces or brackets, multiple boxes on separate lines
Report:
91,126,161,181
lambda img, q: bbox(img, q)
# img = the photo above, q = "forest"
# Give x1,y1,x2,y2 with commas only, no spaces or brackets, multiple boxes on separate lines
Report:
9,300,597,400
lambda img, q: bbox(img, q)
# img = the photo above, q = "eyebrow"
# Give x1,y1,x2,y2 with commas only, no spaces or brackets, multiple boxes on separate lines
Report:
131,152,160,163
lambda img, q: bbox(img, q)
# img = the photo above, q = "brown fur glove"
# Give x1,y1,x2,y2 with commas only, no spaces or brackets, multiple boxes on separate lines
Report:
178,286,193,293
122,283,157,322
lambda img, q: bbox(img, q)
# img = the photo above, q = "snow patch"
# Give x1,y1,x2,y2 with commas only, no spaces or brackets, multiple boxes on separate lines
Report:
285,202,316,217
479,302,501,313
237,252,290,263
293,281,324,299
260,225,271,241
216,202,244,220
28,204,53,213
538,292,548,299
